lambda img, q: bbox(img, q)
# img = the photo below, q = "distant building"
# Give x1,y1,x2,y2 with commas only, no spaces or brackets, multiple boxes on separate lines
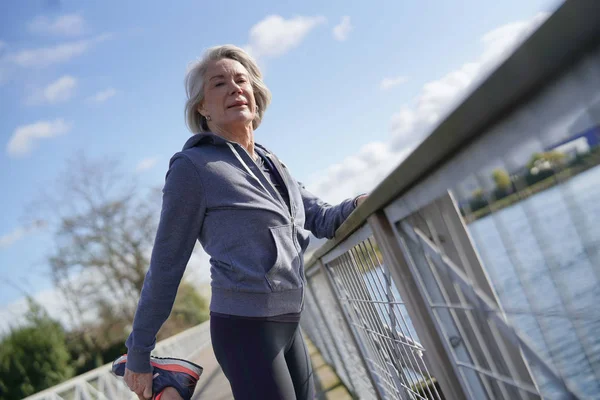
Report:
546,124,600,161
551,136,590,161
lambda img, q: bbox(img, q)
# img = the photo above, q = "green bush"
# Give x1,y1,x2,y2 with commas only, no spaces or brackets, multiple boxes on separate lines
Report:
525,169,554,186
0,301,73,399
469,188,488,213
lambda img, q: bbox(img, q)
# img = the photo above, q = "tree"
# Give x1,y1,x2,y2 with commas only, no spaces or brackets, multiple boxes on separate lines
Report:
157,282,210,340
491,168,512,199
526,151,566,171
0,300,73,399
469,188,488,212
472,188,485,198
492,169,511,191
525,151,565,186
43,157,158,326
29,154,209,373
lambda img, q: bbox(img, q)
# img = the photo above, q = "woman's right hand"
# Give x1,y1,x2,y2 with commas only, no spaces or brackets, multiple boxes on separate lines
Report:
124,367,153,399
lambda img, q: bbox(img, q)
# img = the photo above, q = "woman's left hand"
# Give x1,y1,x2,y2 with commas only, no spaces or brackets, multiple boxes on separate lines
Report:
355,194,368,207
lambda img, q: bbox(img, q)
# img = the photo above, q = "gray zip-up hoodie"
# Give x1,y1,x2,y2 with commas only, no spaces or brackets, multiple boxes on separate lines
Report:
125,132,358,372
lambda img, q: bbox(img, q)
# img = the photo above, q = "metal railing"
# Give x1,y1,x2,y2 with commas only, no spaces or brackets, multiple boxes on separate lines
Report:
24,321,211,400
300,1,600,399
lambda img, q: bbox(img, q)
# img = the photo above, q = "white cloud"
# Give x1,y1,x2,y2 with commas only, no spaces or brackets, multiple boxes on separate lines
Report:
245,15,326,59
27,75,77,105
0,221,46,249
307,12,549,203
136,157,158,172
9,33,111,68
380,76,409,90
28,14,86,36
7,118,71,157
333,16,352,41
0,227,28,249
479,13,549,66
388,11,549,152
308,141,413,204
88,87,117,103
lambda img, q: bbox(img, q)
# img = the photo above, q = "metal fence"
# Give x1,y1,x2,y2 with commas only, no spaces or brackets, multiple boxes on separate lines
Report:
304,226,445,400
300,1,600,399
23,321,212,400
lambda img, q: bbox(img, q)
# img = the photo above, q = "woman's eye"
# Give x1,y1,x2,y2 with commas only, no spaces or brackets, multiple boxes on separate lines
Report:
215,82,224,87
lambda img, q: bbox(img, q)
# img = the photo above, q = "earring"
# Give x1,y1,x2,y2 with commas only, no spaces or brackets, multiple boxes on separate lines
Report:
206,115,212,121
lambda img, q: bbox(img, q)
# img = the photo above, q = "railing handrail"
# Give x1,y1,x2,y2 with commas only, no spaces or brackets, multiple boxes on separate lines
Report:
306,0,600,270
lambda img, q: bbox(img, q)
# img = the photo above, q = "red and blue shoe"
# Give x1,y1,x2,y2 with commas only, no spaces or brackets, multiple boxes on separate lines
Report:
112,354,203,400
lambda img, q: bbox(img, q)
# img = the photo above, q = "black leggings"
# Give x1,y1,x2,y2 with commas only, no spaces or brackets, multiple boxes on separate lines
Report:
210,315,315,400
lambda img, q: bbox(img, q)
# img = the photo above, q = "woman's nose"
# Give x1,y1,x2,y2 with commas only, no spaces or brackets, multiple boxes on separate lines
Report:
229,82,242,95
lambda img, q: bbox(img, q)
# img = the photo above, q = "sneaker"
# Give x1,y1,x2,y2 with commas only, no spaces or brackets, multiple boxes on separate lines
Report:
112,354,203,400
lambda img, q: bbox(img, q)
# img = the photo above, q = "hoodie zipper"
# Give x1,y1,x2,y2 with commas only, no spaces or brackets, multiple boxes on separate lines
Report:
226,142,272,197
262,150,306,310
226,143,292,221
227,142,305,309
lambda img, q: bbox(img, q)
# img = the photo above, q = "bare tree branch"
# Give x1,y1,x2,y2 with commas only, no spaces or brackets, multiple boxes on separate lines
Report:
30,153,160,331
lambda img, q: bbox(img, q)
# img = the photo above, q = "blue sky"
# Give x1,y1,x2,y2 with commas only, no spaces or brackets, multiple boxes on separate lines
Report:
0,0,558,322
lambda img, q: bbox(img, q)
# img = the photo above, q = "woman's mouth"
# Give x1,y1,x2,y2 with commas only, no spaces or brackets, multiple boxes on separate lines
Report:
228,101,248,108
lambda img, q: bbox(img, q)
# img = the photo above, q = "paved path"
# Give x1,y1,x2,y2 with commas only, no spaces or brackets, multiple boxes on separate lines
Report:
192,344,233,400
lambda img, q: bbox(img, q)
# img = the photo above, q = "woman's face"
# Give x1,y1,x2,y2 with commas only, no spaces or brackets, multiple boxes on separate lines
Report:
199,58,257,131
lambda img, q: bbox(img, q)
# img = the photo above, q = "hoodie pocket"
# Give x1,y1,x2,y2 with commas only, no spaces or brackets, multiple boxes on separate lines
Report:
265,224,302,291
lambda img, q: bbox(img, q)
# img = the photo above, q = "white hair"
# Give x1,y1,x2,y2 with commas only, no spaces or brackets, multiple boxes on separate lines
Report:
184,45,272,133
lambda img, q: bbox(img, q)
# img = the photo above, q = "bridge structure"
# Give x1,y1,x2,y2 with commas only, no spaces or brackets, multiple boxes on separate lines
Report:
24,1,600,399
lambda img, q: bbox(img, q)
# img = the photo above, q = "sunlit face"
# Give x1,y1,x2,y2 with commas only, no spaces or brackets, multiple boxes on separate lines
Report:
198,58,257,131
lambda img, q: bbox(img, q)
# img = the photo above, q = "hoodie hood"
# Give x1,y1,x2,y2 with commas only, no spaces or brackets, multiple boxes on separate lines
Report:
183,132,274,157
182,132,230,150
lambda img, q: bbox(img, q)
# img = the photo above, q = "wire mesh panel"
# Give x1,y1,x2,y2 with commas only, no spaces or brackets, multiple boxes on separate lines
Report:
321,226,446,400
308,266,379,399
301,284,351,387
301,292,331,364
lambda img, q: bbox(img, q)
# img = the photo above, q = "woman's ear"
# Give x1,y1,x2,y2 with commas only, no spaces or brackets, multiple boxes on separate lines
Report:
197,100,207,117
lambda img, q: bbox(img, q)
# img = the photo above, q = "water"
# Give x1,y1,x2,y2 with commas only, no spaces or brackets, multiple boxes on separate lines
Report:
468,166,600,398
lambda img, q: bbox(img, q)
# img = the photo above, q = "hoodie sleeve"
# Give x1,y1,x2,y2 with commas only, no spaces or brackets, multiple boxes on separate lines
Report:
298,181,362,239
125,154,206,373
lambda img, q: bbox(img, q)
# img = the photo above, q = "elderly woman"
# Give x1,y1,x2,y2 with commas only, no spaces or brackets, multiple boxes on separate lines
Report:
123,45,367,400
